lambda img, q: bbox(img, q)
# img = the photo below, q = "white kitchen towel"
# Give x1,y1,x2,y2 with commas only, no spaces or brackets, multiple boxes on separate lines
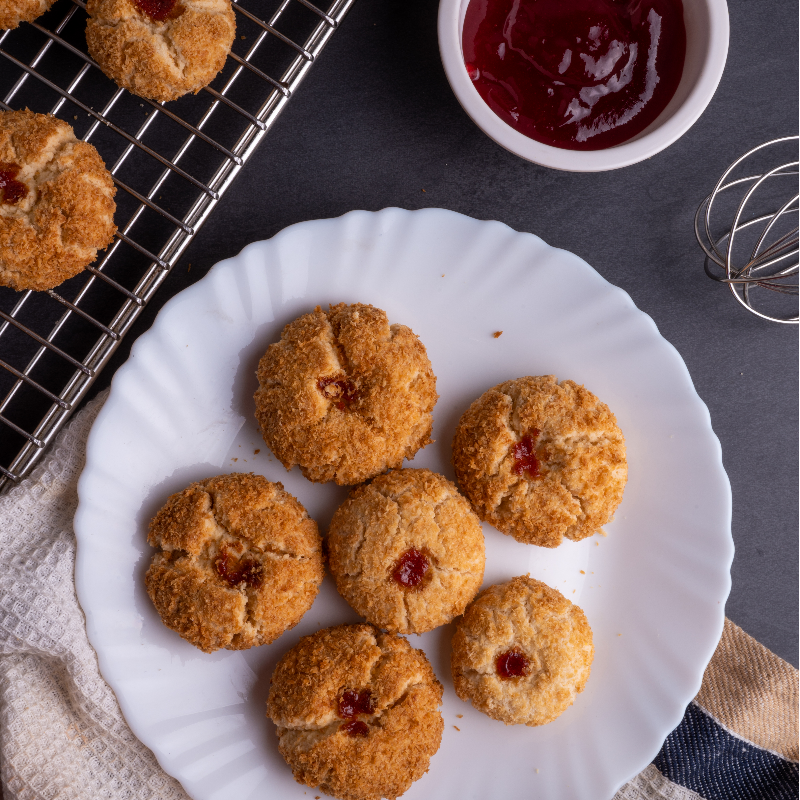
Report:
0,393,796,800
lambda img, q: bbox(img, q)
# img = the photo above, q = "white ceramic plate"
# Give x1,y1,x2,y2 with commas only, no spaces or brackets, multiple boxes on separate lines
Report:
75,208,733,800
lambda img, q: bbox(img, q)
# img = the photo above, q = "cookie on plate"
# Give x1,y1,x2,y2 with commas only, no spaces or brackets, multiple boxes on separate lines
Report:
1,0,54,29
86,0,236,102
267,623,444,800
451,576,594,726
145,473,323,653
452,375,627,547
328,468,485,634
254,303,438,486
0,109,116,292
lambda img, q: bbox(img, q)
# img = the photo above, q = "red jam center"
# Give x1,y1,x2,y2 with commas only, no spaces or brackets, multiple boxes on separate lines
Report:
317,376,359,410
341,720,370,737
496,648,531,679
462,0,686,150
0,162,28,205
391,548,429,589
338,689,374,719
215,547,263,589
512,429,541,478
133,0,181,21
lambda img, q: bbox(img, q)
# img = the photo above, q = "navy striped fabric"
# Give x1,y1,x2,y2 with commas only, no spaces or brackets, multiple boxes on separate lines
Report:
653,702,799,800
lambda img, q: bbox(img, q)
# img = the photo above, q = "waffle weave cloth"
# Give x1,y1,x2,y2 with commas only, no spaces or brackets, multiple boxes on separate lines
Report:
0,392,797,800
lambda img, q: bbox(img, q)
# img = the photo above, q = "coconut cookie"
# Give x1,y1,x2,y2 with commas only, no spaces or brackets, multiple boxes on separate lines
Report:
0,0,53,29
145,472,323,653
267,624,444,800
451,576,594,726
255,303,438,486
86,0,236,102
328,468,485,635
0,110,116,292
452,375,627,547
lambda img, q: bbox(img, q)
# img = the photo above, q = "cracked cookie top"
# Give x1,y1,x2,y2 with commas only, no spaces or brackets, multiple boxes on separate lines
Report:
0,0,54,30
328,468,485,635
0,110,116,291
452,375,627,547
254,303,438,486
451,576,594,726
267,624,444,800
145,472,323,653
85,0,236,102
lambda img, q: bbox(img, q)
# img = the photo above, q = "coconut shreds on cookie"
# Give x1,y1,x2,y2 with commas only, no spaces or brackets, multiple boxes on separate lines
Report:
451,576,594,726
145,472,323,653
452,375,627,547
328,468,485,634
268,624,444,800
254,303,438,485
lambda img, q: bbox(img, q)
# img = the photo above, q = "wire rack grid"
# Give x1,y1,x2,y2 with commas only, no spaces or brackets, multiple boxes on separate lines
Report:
0,0,355,492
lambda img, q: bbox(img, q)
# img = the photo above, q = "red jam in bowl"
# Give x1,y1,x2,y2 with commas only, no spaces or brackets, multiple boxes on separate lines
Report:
462,0,686,150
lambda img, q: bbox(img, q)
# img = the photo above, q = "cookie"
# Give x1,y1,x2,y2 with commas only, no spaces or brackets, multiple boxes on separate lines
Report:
145,473,323,653
86,0,236,102
452,375,627,547
328,468,485,634
0,0,53,29
0,110,116,292
267,624,443,800
451,576,594,726
254,303,438,485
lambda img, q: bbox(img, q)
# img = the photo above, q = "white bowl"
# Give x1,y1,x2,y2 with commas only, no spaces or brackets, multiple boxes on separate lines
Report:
438,0,730,171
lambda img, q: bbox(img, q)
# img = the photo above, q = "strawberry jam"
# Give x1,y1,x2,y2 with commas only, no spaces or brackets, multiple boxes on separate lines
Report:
0,162,28,205
338,689,374,719
391,548,429,589
215,547,263,589
341,720,369,737
317,376,359,410
512,430,541,478
462,0,686,150
133,0,182,21
496,648,531,679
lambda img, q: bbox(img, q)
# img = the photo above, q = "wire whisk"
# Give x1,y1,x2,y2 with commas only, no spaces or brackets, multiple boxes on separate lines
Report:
695,135,799,324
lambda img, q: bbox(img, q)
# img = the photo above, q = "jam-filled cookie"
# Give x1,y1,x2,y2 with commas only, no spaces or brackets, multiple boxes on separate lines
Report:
451,576,594,726
452,375,627,547
0,110,116,291
328,468,485,635
267,624,444,800
86,0,236,102
145,473,323,653
1,0,54,29
255,303,438,486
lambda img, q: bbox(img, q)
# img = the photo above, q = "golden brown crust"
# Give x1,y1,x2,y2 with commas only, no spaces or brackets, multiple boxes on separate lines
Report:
267,624,444,800
86,0,236,102
451,576,594,726
0,110,116,292
254,304,438,486
452,375,627,547
328,468,485,634
145,473,324,653
0,0,51,29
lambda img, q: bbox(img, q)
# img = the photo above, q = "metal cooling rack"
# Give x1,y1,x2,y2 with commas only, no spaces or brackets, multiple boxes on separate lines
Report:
0,0,355,492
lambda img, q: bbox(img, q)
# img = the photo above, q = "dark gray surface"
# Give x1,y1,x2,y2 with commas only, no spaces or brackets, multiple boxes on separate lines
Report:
88,0,799,665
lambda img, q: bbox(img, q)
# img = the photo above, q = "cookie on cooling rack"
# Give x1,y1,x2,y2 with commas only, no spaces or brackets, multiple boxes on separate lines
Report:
254,303,438,486
452,375,627,547
0,109,116,292
145,472,324,653
451,576,594,726
267,624,444,800
86,0,236,102
328,468,485,635
0,0,54,29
